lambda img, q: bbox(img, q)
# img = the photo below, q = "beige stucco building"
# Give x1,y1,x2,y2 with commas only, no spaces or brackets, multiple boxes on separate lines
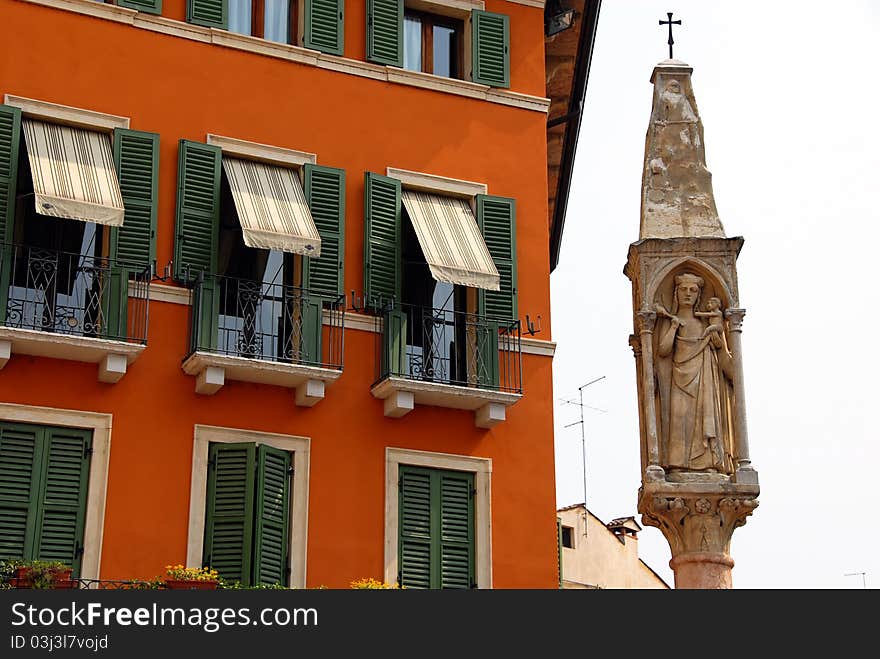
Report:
557,504,669,589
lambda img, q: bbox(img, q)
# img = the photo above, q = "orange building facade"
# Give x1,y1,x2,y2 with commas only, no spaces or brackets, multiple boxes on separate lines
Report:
0,0,597,589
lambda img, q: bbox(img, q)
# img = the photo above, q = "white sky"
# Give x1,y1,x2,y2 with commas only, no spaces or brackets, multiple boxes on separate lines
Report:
551,0,880,589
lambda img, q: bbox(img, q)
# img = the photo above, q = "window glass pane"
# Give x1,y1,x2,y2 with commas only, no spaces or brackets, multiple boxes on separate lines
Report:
229,0,253,36
264,0,290,44
404,16,422,72
433,24,455,78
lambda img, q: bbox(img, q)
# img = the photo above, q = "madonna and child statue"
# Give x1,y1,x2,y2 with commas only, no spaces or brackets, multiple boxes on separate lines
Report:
653,272,735,477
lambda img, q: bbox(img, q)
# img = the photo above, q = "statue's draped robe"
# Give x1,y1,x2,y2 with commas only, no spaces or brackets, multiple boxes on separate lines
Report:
656,321,734,474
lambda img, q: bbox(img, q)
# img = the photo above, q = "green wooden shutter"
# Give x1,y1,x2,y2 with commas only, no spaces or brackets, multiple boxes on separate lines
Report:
398,466,432,589
367,0,403,67
187,0,227,28
102,266,130,341
439,470,475,589
34,427,91,576
304,0,344,56
364,172,401,309
253,445,291,587
399,466,475,589
477,194,517,321
0,105,22,325
0,423,42,563
174,140,221,282
381,307,407,378
303,164,345,298
105,129,159,341
471,10,510,88
112,129,159,268
300,296,323,365
475,318,500,389
203,443,256,586
118,0,162,14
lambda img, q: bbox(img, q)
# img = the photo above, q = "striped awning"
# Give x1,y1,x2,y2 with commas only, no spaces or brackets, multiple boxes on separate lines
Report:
401,190,500,291
222,157,321,257
22,119,125,226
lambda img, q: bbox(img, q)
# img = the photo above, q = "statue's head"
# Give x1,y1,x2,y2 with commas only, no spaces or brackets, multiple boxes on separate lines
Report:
665,79,682,95
674,272,704,309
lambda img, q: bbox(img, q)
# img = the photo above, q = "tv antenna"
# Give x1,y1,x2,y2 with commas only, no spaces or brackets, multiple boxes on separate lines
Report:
561,375,606,533
844,572,867,589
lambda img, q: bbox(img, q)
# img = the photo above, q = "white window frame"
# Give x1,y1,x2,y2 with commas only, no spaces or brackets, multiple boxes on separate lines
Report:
186,424,310,588
3,95,129,131
384,447,492,588
0,402,111,580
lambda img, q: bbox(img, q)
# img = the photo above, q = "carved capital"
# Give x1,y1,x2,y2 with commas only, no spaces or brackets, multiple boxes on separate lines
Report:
628,334,642,358
636,310,657,334
639,488,758,558
724,308,746,332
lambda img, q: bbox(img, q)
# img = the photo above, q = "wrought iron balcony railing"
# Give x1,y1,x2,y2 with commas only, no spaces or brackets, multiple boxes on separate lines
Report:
377,301,522,394
187,272,344,371
0,243,150,344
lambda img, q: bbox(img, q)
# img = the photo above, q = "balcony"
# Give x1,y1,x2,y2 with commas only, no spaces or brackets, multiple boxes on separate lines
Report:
371,302,522,428
182,273,344,405
0,244,149,382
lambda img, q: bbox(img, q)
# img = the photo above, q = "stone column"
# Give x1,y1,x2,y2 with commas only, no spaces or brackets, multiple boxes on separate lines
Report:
641,490,758,589
628,59,760,588
725,308,757,482
636,311,664,481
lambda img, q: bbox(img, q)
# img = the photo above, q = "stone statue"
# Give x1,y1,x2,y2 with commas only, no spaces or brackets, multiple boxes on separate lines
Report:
654,272,735,475
627,60,759,588
659,78,698,123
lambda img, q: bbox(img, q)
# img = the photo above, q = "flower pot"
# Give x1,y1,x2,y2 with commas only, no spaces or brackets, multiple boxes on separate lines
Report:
11,566,75,589
164,579,218,590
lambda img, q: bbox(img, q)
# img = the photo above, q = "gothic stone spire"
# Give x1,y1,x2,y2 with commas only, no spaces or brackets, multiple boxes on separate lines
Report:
640,60,726,240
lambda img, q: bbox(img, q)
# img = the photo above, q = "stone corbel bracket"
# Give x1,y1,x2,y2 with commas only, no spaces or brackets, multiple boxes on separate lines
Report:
371,376,522,429
182,351,342,407
0,330,144,383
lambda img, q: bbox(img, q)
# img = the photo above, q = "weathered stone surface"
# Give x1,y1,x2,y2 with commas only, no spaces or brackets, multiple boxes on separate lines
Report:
641,60,726,239
625,62,759,588
639,478,758,589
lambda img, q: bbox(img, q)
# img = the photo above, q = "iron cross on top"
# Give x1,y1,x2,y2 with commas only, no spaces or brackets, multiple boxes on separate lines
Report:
659,12,682,59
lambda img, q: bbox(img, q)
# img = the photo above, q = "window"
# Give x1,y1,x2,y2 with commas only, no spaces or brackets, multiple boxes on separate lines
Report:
202,441,292,587
561,525,574,549
216,174,304,362
187,425,309,588
0,421,92,577
366,3,511,89
403,10,463,78
364,171,519,392
187,0,344,56
385,447,490,587
174,138,346,368
228,0,298,44
400,211,471,384
0,103,158,344
398,465,474,589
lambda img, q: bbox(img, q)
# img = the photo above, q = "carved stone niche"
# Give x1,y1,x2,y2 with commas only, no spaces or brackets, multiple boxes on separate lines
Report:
625,237,757,488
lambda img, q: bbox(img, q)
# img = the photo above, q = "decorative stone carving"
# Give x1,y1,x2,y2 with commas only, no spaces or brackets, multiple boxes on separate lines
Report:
628,334,641,359
626,60,759,588
640,61,725,240
640,488,758,558
654,270,736,476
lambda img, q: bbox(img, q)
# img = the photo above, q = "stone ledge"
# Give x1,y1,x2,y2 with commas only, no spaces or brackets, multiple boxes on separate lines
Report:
371,375,521,428
182,351,342,405
640,473,760,499
0,327,145,383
